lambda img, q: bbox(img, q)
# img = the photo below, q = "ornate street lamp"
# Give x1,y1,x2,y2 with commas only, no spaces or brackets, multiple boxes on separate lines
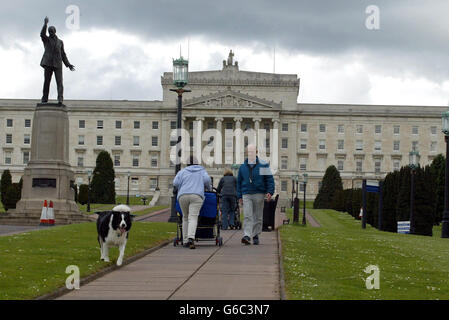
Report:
126,171,131,206
169,56,191,223
302,173,308,225
408,149,420,234
292,174,300,223
231,164,240,177
87,169,92,212
441,111,449,238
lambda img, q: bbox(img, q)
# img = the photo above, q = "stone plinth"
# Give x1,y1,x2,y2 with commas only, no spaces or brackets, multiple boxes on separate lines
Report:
0,103,93,225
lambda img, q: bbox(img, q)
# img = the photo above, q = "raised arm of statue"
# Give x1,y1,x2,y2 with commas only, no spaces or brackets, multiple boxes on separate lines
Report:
41,16,49,43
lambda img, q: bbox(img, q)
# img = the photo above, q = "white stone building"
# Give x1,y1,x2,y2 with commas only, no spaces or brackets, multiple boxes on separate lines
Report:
0,52,447,207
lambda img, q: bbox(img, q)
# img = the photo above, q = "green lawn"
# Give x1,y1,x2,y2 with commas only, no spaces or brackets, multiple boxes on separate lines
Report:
0,221,176,299
280,208,449,299
132,205,169,216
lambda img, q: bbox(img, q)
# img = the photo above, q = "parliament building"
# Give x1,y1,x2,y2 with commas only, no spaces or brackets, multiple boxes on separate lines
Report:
0,52,446,207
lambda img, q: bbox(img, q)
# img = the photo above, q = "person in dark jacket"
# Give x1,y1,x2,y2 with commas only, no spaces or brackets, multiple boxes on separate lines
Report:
237,144,275,245
217,169,237,230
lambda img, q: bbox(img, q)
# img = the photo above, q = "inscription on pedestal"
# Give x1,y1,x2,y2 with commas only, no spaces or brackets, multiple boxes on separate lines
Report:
32,178,56,188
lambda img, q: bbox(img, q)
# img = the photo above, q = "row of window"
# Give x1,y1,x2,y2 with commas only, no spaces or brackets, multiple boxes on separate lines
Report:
295,139,438,152
82,135,160,147
297,123,438,135
2,119,31,128
76,154,159,168
2,134,31,144
79,120,178,130
75,176,159,190
4,151,29,165
283,157,398,173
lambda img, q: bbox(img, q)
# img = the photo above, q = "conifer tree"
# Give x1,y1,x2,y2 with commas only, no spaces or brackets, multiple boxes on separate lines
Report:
314,165,343,209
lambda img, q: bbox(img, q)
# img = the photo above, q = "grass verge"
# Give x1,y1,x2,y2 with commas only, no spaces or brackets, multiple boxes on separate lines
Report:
280,208,449,299
0,221,176,299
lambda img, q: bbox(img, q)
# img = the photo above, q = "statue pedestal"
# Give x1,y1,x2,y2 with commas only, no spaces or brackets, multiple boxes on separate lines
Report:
0,103,93,225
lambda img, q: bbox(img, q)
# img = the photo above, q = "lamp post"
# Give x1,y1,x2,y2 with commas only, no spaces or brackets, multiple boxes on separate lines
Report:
441,111,449,238
291,177,295,208
409,149,420,234
169,56,190,222
231,164,239,177
302,173,308,225
87,169,92,212
126,171,130,206
292,174,299,223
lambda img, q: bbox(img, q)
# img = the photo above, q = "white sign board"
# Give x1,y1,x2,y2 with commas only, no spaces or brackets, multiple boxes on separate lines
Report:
397,221,410,234
367,180,380,187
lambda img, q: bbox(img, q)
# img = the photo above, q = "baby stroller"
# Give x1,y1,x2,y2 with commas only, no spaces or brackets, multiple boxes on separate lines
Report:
173,190,223,247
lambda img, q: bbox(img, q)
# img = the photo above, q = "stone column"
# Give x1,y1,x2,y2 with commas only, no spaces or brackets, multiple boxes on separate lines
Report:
271,118,280,175
234,117,243,164
215,117,223,166
194,117,204,164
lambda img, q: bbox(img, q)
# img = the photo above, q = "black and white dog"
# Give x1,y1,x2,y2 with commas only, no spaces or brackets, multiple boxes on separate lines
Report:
96,205,134,266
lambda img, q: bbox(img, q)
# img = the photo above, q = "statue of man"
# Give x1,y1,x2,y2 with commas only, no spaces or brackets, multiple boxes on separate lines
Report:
227,50,234,66
40,16,75,104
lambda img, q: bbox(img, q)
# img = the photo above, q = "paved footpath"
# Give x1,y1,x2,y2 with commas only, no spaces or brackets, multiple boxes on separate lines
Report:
58,229,280,300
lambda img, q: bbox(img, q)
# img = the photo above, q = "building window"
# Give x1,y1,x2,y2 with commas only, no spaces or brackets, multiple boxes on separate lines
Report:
116,120,122,129
356,140,363,151
356,161,363,173
412,126,419,135
190,137,194,147
133,136,140,146
393,160,400,171
374,140,382,151
6,134,12,144
263,122,270,131
25,119,31,127
338,124,344,133
134,121,140,129
394,125,400,135
4,152,11,165
24,134,30,144
412,141,418,150
265,138,270,150
6,119,13,127
152,121,159,130
114,154,120,166
78,135,85,145
281,180,288,192
226,122,233,130
281,138,288,149
375,125,382,134
430,141,437,152
281,156,288,170
299,183,305,192
150,178,158,190
168,121,175,130
170,139,177,147
282,123,288,132
152,136,158,147
77,156,84,167
97,135,103,145
131,177,139,185
431,126,437,135
115,136,121,146
132,155,139,167
319,139,326,150
300,139,307,150
375,161,381,174
337,140,344,150
97,120,103,129
337,160,344,171
207,122,215,130
300,157,307,171
151,156,158,168
300,123,307,132
79,120,85,128
319,124,326,133
23,151,30,165
356,125,363,134
392,140,399,151
189,122,194,130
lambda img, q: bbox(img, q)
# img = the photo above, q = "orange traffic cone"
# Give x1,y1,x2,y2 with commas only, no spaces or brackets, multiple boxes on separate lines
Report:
39,200,48,226
48,201,55,226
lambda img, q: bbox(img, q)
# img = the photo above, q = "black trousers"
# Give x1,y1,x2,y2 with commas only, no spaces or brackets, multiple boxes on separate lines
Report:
42,66,63,103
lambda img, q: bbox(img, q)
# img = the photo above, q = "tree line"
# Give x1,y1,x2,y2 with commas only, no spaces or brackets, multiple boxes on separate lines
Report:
314,154,446,236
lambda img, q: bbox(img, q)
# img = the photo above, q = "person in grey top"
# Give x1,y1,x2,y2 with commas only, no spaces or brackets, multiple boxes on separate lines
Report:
217,169,237,230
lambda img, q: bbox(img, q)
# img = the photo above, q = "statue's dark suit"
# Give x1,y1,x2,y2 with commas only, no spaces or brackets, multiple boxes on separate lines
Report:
40,24,72,103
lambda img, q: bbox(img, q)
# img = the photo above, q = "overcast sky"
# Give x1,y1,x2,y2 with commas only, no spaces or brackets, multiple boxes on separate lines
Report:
1,0,449,105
